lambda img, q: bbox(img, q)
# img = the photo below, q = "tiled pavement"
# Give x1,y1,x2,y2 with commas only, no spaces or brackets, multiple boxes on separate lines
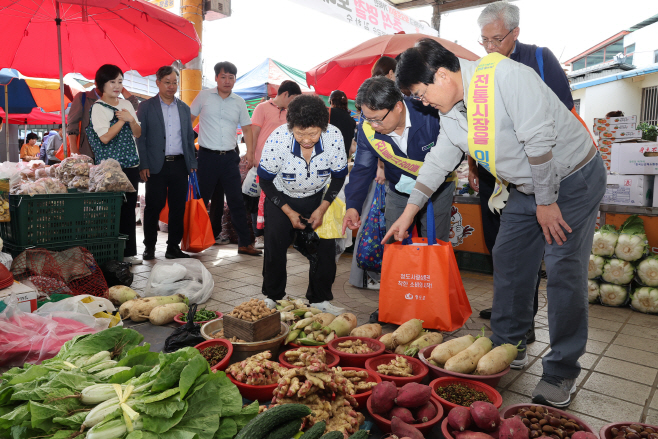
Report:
134,227,658,432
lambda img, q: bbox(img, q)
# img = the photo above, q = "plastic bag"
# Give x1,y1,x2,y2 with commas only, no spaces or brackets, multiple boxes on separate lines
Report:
316,197,347,240
0,251,12,269
68,175,89,189
241,167,261,197
101,260,134,287
0,293,97,367
37,294,116,315
89,158,136,192
143,259,213,304
164,304,206,353
294,218,320,265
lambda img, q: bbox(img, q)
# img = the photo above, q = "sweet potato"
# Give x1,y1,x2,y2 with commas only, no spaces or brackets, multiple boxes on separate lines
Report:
470,401,500,432
475,343,518,375
395,383,431,408
430,334,475,365
572,433,597,439
149,302,188,325
448,406,473,432
391,417,424,439
392,319,424,346
389,407,415,424
455,432,497,439
497,416,528,439
444,337,493,374
350,323,382,339
414,401,437,423
371,381,398,414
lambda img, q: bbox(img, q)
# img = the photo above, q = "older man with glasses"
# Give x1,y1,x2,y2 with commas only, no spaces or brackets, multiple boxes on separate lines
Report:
469,1,580,348
342,76,458,322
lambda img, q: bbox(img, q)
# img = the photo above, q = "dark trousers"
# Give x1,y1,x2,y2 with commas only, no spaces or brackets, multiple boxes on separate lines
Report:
197,148,251,247
262,192,336,303
143,159,189,250
121,167,141,257
478,165,540,317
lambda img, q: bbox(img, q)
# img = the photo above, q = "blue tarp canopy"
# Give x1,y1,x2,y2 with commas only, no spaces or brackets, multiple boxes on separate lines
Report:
233,59,312,101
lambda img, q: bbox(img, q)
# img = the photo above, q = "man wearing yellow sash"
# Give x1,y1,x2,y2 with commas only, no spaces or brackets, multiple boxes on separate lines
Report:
343,77,457,323
384,39,605,409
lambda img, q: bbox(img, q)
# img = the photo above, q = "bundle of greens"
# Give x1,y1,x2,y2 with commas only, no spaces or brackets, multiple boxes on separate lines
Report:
0,327,258,439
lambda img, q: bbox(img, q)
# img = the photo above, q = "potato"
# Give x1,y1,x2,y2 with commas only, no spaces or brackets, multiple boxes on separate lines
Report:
350,323,382,339
128,294,188,322
149,303,189,325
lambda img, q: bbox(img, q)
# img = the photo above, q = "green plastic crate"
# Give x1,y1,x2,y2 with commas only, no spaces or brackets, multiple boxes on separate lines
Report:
3,235,127,266
455,251,494,274
0,192,123,246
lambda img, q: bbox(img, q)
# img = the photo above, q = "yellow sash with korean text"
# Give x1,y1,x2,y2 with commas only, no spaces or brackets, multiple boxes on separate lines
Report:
362,120,457,182
467,52,509,213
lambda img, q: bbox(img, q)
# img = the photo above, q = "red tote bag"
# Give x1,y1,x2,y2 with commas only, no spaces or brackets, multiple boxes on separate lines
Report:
379,199,472,332
182,171,215,253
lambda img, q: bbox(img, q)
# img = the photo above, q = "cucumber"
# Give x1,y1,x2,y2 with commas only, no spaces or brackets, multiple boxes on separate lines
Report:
319,432,344,439
264,418,302,439
235,404,311,439
349,430,370,439
299,421,326,439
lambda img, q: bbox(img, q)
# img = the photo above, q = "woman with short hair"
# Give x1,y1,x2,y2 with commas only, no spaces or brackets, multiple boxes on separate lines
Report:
257,94,348,313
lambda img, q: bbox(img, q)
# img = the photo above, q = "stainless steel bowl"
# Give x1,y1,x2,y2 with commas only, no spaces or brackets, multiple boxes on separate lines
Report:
201,319,289,364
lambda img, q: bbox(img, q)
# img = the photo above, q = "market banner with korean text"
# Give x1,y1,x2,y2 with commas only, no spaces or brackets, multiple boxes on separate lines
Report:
288,0,438,37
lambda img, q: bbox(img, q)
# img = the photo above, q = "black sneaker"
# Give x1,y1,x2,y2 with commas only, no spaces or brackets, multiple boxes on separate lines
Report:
142,247,155,261
369,310,380,324
479,308,492,319
165,247,191,259
526,323,536,344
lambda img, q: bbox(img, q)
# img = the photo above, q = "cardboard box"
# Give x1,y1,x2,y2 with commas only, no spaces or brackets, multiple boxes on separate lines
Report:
594,115,637,126
593,123,636,133
0,281,38,313
601,174,654,206
611,141,658,174
599,130,642,141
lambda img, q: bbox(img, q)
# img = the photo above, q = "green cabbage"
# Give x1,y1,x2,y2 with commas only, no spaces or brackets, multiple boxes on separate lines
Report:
631,287,658,314
637,255,658,287
591,225,618,256
588,280,600,303
588,255,605,279
600,283,628,306
602,258,634,285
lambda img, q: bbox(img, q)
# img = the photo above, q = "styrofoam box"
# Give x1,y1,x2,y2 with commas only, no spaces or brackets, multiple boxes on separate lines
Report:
611,141,658,175
594,115,637,126
601,174,654,206
0,282,38,313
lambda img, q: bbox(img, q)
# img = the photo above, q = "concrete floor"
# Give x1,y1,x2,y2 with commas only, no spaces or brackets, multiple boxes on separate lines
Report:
132,226,658,432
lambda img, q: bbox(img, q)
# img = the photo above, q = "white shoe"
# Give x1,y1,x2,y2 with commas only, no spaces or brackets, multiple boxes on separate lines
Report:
310,301,345,314
124,256,143,265
264,298,277,309
366,278,380,290
254,236,265,249
215,237,230,245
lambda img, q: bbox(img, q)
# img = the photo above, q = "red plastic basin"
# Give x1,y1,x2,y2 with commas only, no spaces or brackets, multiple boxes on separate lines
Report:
429,377,503,413
600,423,658,439
278,347,339,369
341,366,382,409
326,336,386,368
227,372,279,403
418,344,509,388
194,339,233,372
364,354,429,387
367,391,443,434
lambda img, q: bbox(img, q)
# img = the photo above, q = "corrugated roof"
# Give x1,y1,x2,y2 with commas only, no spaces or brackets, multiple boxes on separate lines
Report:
571,63,658,90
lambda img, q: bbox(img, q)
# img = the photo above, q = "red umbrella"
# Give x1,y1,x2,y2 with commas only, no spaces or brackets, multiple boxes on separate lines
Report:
0,108,67,125
0,0,200,159
307,33,480,100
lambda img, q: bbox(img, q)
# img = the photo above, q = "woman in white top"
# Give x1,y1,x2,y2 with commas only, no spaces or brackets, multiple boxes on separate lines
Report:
88,64,142,265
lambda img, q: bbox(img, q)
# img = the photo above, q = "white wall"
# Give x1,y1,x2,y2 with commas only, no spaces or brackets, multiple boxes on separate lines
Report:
572,72,658,135
623,21,658,68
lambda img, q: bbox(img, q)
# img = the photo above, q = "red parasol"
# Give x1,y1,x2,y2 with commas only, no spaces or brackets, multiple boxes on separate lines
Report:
306,33,480,100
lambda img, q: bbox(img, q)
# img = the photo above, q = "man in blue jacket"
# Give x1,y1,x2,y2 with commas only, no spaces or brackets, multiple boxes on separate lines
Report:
470,1,580,347
343,77,457,321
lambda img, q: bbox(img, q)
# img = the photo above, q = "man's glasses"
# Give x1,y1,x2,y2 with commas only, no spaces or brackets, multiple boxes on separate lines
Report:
411,87,428,102
478,27,515,48
364,108,392,126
